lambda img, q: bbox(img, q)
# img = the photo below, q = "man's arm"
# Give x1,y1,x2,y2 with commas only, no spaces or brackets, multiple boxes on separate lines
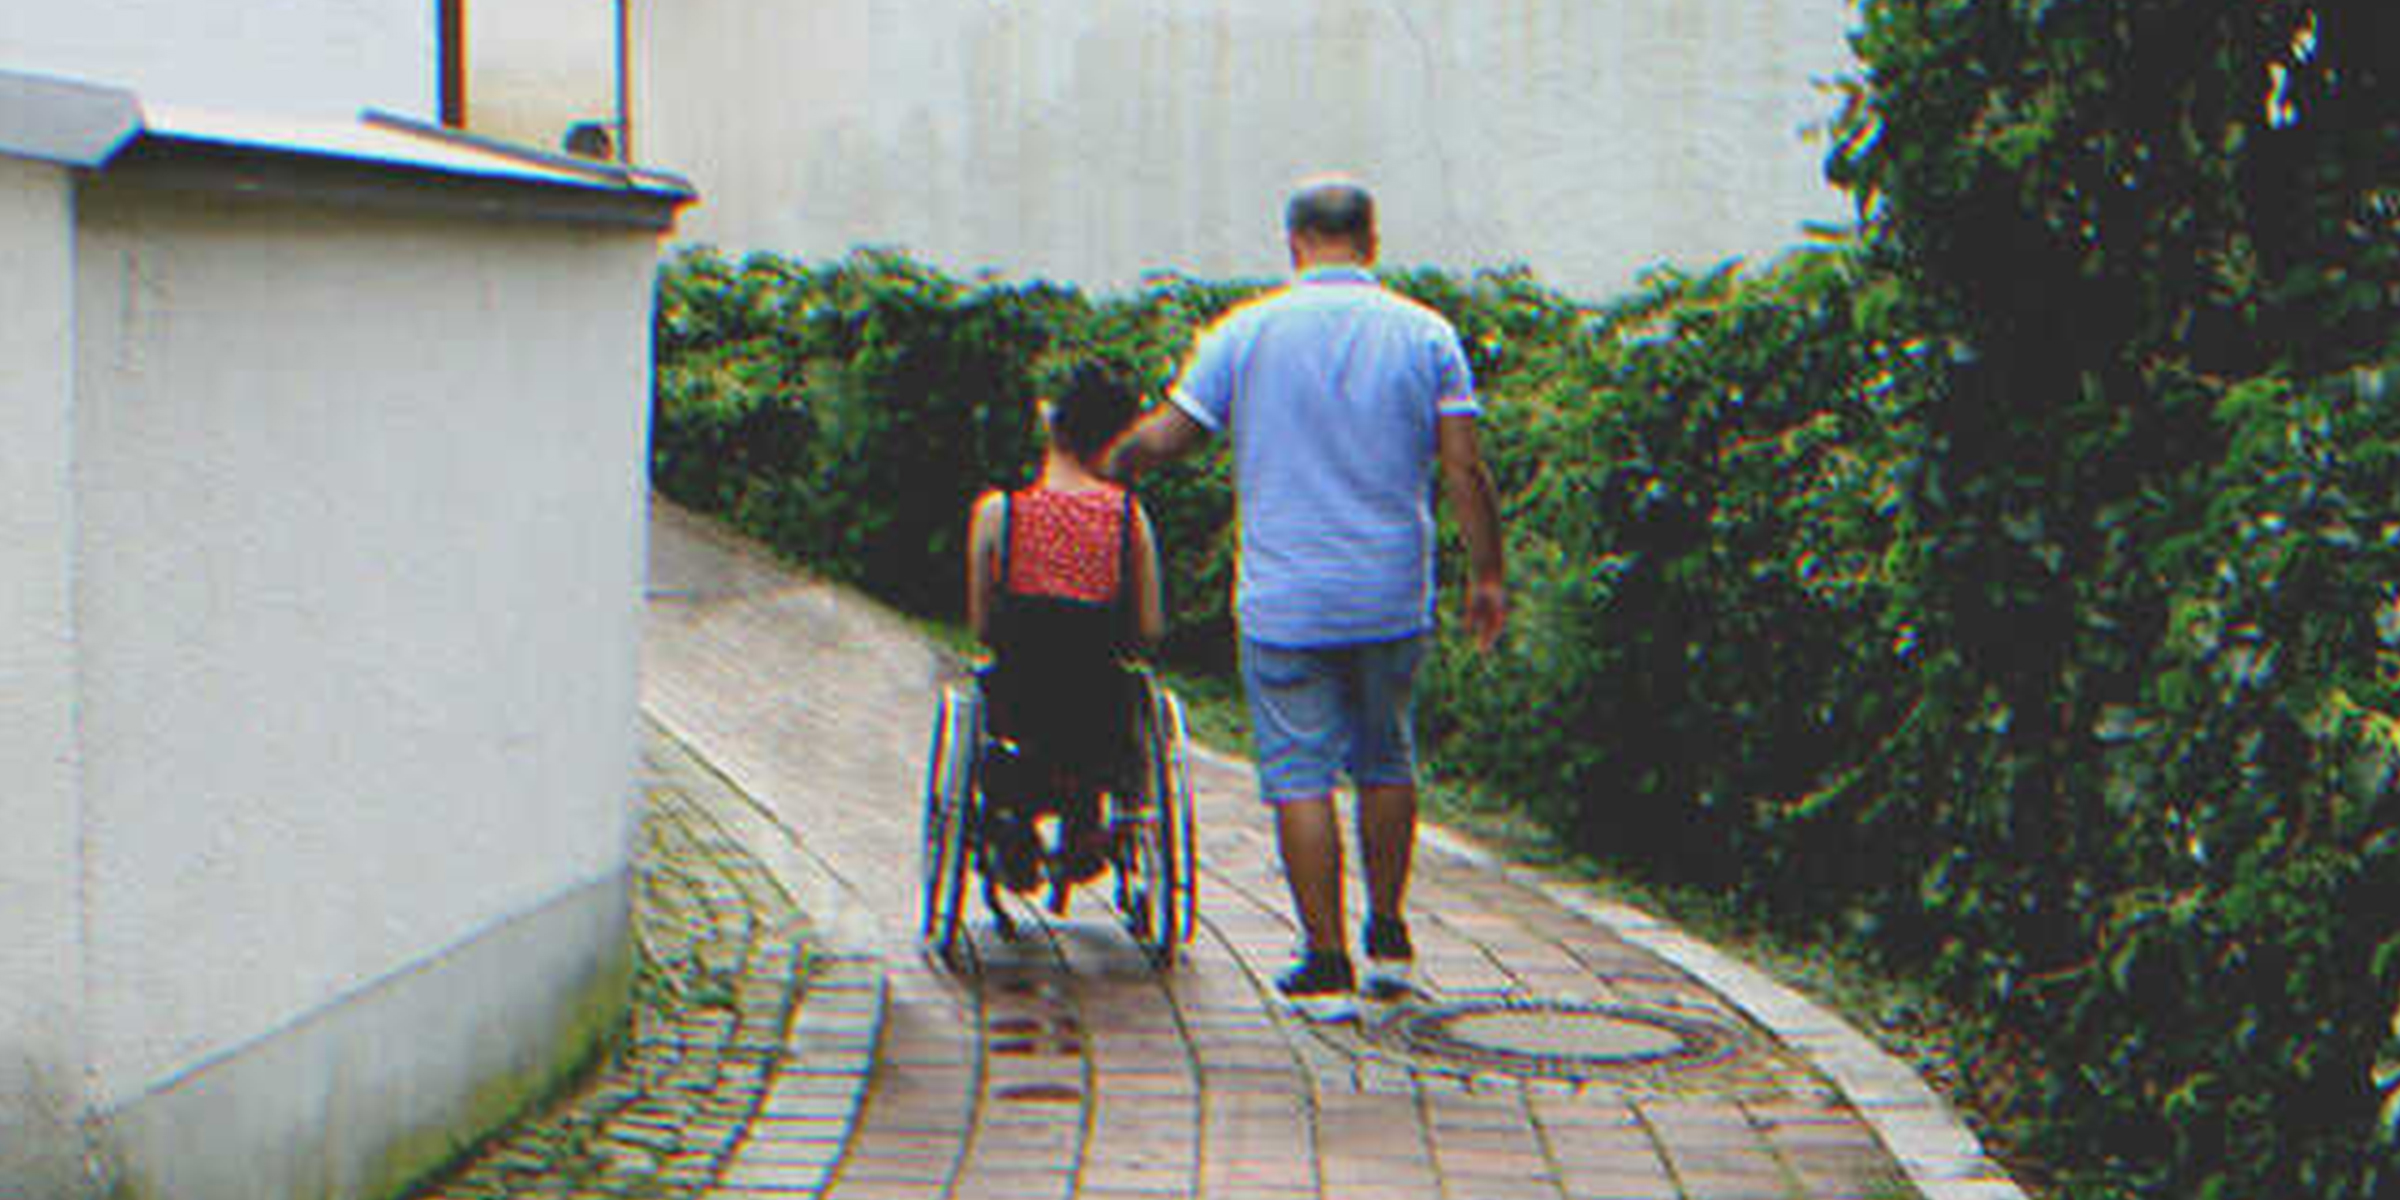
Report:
1437,414,1508,650
1101,403,1210,484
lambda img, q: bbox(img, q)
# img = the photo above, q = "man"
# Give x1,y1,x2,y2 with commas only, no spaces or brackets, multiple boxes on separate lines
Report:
1103,177,1507,1020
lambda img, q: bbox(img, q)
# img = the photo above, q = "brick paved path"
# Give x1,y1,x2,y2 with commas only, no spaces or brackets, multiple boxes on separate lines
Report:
641,499,2021,1200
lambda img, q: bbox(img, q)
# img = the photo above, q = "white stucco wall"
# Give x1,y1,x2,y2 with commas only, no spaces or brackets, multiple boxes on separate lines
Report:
69,187,655,1109
633,0,1859,298
0,154,89,1198
0,0,432,121
466,0,619,154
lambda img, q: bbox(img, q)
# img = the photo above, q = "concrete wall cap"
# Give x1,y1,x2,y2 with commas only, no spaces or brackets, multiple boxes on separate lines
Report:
0,66,694,221
0,68,142,166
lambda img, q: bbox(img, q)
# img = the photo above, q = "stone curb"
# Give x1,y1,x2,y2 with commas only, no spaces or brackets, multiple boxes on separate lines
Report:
641,716,895,1199
711,953,885,1196
1188,741,2025,1200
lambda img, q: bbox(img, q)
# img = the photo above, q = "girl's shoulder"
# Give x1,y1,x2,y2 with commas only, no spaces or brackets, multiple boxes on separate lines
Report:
969,489,1010,530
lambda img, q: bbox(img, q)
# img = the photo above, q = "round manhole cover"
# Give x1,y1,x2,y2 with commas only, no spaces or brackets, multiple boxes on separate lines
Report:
1391,1000,1745,1082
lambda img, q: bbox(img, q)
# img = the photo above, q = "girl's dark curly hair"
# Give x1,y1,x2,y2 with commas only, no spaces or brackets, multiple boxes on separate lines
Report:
1042,359,1143,461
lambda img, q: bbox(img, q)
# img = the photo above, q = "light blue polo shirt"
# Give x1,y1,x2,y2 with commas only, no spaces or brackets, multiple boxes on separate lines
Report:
1170,266,1480,647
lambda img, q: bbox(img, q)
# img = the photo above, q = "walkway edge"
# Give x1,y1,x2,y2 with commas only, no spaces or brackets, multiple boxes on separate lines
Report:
1190,742,2027,1200
643,714,892,1198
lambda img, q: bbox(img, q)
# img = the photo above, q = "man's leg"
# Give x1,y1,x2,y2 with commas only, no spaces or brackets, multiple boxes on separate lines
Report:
1275,793,1346,954
1350,637,1428,920
1356,781,1416,923
1244,639,1358,1019
1347,638,1426,997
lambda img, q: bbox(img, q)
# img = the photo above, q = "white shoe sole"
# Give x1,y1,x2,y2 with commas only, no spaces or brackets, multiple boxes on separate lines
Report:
1362,959,1416,1001
1277,991,1359,1023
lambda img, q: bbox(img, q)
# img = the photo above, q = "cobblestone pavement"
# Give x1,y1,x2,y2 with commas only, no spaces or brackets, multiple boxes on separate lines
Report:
640,498,2025,1200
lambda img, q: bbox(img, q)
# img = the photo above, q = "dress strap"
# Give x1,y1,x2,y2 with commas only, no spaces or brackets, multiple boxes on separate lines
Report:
1115,489,1135,631
997,490,1015,593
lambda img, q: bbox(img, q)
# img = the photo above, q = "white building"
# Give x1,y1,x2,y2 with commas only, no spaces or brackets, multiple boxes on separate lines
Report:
628,0,1861,298
0,0,433,121
0,6,689,1198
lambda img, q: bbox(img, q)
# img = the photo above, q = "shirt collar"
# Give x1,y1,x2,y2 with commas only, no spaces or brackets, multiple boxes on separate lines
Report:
1296,265,1376,286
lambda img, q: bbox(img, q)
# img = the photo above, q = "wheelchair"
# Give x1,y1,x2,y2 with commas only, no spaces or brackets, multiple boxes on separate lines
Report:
920,665,1197,968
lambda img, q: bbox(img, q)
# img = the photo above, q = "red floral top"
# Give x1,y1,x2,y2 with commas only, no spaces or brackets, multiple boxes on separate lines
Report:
1004,485,1128,604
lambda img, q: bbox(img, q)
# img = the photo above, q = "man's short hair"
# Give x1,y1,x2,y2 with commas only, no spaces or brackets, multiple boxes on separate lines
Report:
1285,179,1376,246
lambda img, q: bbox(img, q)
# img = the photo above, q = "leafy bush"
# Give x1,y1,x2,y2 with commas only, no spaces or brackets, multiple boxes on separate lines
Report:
1418,251,1935,907
1825,2,2400,1194
653,249,1060,614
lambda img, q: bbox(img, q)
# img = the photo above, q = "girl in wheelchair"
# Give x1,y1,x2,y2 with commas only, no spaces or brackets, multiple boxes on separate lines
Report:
965,360,1165,904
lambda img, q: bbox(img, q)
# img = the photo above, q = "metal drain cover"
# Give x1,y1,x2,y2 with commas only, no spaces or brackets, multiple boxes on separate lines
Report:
1391,999,1745,1082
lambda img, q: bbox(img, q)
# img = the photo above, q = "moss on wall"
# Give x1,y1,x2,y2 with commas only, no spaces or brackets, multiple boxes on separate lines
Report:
92,921,634,1200
365,936,634,1200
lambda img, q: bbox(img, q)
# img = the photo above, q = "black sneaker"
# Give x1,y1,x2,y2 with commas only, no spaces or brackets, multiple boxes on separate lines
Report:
1273,950,1358,1022
1362,914,1415,1000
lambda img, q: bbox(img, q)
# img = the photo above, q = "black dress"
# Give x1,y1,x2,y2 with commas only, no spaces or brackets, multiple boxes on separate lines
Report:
979,486,1142,836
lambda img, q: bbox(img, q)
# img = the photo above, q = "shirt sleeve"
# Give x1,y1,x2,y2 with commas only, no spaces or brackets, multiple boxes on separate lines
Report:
1431,325,1480,419
1169,320,1237,433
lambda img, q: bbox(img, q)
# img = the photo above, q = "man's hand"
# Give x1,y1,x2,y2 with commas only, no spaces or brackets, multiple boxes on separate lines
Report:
1464,574,1508,651
1101,402,1210,483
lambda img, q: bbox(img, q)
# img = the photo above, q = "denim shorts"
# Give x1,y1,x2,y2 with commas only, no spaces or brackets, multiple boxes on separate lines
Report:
1240,635,1427,803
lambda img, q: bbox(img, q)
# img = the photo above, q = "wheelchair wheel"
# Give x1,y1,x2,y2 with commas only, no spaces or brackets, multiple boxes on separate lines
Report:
920,681,979,965
1156,686,1199,950
1124,675,1197,964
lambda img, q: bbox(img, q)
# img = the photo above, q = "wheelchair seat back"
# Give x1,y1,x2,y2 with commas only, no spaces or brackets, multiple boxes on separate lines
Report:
977,650,1141,812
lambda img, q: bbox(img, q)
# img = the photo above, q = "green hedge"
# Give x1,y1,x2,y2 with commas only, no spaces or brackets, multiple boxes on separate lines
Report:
1827,3,2399,1195
651,250,1062,616
1419,253,1933,904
